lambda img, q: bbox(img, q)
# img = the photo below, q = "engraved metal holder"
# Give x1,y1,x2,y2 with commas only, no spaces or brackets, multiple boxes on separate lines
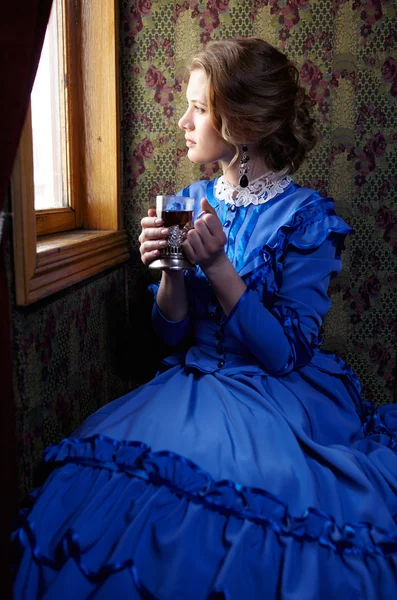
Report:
149,195,195,271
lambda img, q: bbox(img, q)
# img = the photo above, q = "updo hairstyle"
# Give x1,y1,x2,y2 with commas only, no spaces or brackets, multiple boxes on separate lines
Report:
189,37,318,175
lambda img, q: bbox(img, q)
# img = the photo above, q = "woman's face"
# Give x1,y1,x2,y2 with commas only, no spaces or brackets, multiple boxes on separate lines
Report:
178,68,234,166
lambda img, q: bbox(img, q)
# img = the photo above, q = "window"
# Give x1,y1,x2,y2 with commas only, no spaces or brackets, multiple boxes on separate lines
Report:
31,0,67,214
11,0,129,306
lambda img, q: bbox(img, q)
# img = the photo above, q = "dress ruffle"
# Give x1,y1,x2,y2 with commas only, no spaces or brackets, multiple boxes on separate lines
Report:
362,402,397,451
12,434,397,599
40,435,397,552
242,196,352,298
239,197,353,375
285,197,353,251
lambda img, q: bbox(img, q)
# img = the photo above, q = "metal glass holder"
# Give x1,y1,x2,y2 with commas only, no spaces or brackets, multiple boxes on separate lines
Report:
149,245,194,270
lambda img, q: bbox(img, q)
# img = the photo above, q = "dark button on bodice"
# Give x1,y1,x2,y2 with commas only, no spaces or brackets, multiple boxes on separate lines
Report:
217,359,225,368
216,343,224,355
223,220,231,227
230,204,236,212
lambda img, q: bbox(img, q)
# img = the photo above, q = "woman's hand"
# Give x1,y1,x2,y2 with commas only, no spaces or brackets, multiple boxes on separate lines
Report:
140,208,188,321
138,208,169,266
183,198,227,270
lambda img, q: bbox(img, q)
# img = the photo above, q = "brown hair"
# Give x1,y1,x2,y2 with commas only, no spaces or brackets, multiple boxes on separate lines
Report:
189,37,318,175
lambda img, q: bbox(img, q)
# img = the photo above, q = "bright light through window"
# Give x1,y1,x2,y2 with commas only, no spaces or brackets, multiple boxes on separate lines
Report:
31,1,67,211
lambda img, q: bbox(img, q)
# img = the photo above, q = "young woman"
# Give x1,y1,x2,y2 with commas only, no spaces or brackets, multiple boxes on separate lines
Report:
12,37,397,599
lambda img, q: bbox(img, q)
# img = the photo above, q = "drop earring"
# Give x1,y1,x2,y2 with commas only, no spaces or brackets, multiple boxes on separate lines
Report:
239,144,250,188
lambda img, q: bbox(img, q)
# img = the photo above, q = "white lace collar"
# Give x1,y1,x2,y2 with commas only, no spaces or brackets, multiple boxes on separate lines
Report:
214,172,292,208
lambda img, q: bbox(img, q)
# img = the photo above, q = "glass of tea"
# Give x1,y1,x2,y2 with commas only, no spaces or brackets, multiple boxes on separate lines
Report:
149,195,195,270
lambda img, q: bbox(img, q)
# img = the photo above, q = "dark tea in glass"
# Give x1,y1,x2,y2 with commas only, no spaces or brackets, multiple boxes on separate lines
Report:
161,210,193,229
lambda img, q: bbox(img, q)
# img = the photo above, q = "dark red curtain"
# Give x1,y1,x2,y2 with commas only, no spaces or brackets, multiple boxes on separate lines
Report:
0,1,53,596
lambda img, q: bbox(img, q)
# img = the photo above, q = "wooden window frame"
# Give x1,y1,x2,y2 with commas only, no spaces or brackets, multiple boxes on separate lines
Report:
11,0,129,306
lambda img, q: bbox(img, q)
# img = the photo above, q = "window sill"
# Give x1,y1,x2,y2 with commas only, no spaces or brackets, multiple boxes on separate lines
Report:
18,229,129,305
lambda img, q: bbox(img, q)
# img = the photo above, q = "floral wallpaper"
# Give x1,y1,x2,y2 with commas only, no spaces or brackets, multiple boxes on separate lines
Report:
120,0,397,405
9,265,130,501
8,0,396,501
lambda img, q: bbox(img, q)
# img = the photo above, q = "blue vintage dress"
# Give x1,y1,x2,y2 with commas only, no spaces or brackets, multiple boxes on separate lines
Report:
12,177,397,599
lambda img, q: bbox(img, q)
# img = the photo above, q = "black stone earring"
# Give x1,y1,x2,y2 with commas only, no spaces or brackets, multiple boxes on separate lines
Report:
239,144,250,188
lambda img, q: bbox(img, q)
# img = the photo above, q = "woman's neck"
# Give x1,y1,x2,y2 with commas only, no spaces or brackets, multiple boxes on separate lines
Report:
220,155,271,187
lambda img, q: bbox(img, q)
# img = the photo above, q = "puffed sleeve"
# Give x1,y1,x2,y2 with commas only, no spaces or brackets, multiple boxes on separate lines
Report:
221,205,352,375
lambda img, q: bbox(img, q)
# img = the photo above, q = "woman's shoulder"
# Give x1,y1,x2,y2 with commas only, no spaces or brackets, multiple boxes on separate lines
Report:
275,181,328,212
268,182,343,226
244,182,353,255
266,183,353,252
238,184,353,279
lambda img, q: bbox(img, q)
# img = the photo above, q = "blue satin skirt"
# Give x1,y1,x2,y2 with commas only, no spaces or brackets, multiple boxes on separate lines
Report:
12,351,397,599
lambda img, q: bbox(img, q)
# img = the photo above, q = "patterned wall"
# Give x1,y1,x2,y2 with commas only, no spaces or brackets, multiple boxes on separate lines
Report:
9,262,130,501
120,0,397,404
8,0,397,501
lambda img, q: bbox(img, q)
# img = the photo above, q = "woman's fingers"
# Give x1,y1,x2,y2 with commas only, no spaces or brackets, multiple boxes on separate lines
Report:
183,198,226,266
184,224,224,262
140,215,163,229
196,198,225,238
195,199,217,224
139,209,169,265
193,213,226,249
199,214,225,238
140,238,168,256
141,248,162,265
139,227,169,243
138,220,169,244
183,229,205,263
200,197,217,216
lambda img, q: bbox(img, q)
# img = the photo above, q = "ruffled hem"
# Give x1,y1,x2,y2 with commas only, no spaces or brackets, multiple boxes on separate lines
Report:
15,435,397,559
12,432,397,599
